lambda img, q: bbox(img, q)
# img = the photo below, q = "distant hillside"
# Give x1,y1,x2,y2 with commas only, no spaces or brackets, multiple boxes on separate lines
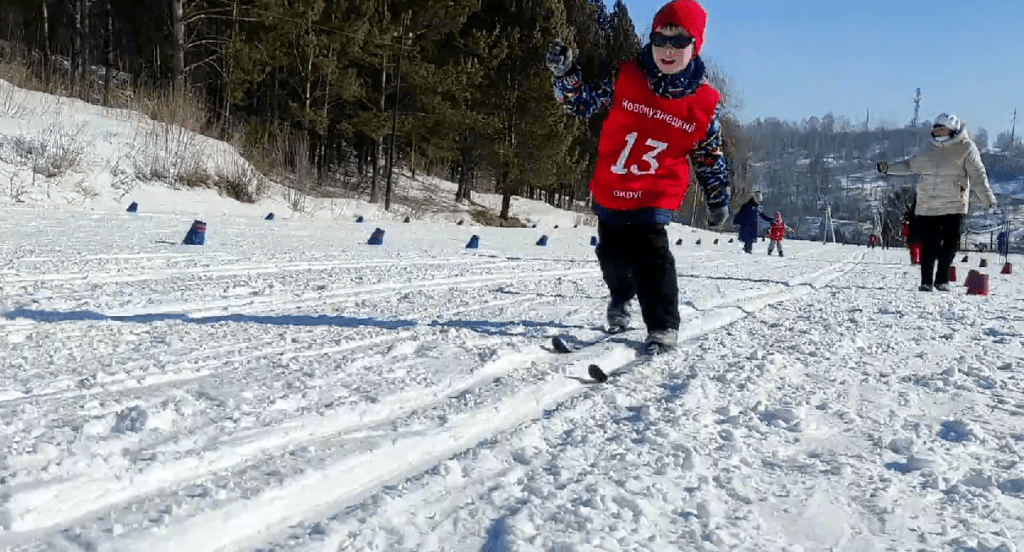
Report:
737,119,1024,244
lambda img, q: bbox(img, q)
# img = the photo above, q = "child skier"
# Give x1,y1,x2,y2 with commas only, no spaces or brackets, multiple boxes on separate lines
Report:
545,0,730,355
766,211,793,257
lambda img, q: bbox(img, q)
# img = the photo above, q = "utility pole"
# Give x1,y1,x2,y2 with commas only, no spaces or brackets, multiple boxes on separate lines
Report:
1011,108,1018,148
911,88,922,127
823,205,836,244
689,186,698,227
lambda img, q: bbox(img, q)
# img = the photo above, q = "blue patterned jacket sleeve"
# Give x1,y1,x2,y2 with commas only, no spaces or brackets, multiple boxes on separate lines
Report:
552,65,614,120
688,105,731,210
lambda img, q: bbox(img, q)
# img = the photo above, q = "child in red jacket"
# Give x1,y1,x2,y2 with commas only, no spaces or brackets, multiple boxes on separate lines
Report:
767,211,793,257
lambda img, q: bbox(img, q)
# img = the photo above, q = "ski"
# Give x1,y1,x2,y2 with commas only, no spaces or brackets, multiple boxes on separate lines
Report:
551,332,669,357
587,363,609,383
550,335,572,353
584,356,658,384
550,328,627,355
549,332,625,383
550,330,666,384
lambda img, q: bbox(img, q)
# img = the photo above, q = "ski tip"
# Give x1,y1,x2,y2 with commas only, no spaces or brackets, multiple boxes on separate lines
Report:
551,336,573,354
588,364,609,383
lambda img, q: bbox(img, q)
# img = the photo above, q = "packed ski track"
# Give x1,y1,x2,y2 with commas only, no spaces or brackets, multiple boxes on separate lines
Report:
2,209,1023,552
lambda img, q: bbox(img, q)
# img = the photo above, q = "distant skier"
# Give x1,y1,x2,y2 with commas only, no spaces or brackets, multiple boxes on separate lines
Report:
733,191,772,254
545,0,730,354
868,233,878,249
877,113,997,291
766,211,793,257
881,220,894,250
997,230,1008,257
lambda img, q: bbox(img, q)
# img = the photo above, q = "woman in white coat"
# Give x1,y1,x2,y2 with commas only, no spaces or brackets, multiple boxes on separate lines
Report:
877,113,997,292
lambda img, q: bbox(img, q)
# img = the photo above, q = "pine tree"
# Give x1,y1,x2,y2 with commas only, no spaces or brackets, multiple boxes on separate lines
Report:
379,0,482,204
604,0,640,66
467,0,576,219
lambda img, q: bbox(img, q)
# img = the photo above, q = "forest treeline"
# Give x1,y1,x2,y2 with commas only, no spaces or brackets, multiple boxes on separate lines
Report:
1,0,1021,229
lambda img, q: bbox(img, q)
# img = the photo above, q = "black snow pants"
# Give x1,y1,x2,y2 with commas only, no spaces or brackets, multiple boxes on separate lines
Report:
596,220,679,332
917,214,962,286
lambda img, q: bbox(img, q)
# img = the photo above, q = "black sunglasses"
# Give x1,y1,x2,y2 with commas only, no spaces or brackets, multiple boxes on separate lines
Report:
650,32,694,49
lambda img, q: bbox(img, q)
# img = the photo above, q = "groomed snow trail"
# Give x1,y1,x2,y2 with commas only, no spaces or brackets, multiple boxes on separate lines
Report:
2,211,1022,552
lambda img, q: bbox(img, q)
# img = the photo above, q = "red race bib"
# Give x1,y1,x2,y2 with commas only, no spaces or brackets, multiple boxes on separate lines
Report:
590,61,719,211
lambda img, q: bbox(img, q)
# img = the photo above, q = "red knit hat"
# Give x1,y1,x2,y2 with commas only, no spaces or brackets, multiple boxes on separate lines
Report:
652,0,707,54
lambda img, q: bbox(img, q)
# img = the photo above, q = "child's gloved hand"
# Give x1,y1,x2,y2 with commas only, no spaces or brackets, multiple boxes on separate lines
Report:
707,205,729,227
545,40,574,77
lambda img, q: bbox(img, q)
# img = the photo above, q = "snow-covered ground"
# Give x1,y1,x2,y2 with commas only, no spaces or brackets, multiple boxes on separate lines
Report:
3,77,1024,552
2,205,1024,552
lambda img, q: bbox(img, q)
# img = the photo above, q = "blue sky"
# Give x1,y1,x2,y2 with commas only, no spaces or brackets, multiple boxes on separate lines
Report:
623,0,1023,138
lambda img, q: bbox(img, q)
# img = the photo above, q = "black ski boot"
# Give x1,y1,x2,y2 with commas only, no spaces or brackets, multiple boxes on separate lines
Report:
643,329,677,355
607,300,630,334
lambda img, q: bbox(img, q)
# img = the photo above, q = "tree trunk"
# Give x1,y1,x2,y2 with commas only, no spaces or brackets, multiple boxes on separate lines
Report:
319,38,334,172
223,0,240,122
357,140,365,180
370,50,386,203
456,147,474,204
72,0,92,100
82,0,91,87
103,0,112,106
469,165,476,201
500,167,512,219
385,15,407,211
42,0,51,64
454,161,465,203
72,0,82,88
303,13,314,119
171,0,185,88
370,139,380,202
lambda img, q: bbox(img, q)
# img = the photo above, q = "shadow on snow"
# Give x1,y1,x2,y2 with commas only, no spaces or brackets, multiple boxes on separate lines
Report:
3,308,597,336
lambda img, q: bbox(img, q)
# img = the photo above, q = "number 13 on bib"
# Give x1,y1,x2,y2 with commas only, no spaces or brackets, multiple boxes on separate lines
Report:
611,133,669,176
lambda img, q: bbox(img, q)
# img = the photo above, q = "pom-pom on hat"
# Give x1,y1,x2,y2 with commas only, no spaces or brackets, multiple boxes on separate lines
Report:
652,0,707,54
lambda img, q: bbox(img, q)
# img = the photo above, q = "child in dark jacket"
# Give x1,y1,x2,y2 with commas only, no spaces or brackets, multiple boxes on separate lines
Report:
733,192,772,253
545,0,730,355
